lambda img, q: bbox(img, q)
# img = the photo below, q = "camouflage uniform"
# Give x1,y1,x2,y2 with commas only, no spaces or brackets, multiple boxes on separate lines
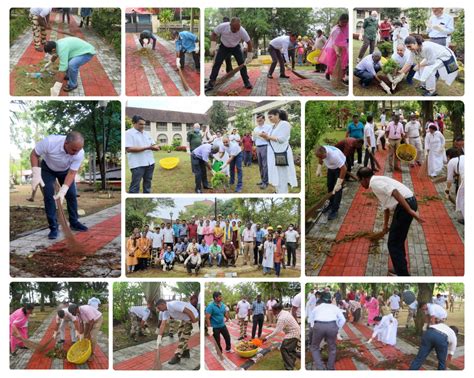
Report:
176,320,193,357
239,317,248,338
168,318,180,335
129,313,142,337
29,14,47,49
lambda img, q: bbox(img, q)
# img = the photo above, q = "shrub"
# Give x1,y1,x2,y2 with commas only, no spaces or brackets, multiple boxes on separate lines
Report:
10,8,30,46
382,58,399,75
174,146,187,152
171,138,181,149
91,8,121,58
378,41,393,58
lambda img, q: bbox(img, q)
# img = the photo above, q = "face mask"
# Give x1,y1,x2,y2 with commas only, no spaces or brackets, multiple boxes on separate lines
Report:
371,16,377,21
194,128,200,133
289,227,294,231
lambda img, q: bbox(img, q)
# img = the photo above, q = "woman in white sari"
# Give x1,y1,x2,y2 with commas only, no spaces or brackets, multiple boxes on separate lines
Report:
446,148,464,222
368,314,398,346
425,123,446,177
258,109,298,193
405,35,459,96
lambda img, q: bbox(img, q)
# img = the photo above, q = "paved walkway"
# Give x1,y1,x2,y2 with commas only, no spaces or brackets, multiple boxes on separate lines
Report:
10,310,108,369
205,318,286,370
306,148,464,276
10,11,120,96
126,33,200,96
113,324,200,370
204,63,347,96
10,205,121,278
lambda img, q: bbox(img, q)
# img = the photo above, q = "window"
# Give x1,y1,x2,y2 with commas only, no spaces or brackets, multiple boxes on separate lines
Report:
137,14,151,24
172,123,182,131
356,21,364,30
357,10,365,19
157,134,168,145
186,123,194,132
144,121,151,132
173,134,183,144
156,122,167,131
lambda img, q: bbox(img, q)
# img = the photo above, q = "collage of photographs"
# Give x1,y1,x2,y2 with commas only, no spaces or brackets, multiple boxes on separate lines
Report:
6,3,466,374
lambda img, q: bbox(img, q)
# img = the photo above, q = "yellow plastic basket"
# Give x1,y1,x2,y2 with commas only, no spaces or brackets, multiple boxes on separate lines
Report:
67,339,92,365
159,157,180,170
259,55,272,65
234,346,258,358
307,49,322,64
396,144,417,163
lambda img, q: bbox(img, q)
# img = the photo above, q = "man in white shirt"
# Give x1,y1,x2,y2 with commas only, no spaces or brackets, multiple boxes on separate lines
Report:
156,299,199,365
388,291,401,318
390,44,417,87
220,137,243,193
29,8,51,51
363,115,378,171
422,302,448,325
427,8,454,47
87,297,101,310
125,115,159,193
241,222,256,265
236,296,251,340
315,145,347,220
434,294,447,308
253,113,272,189
206,17,254,91
284,224,300,268
162,223,175,249
31,131,88,240
309,293,346,370
266,296,278,326
291,292,302,321
405,113,423,165
406,299,418,328
151,226,163,263
410,323,458,370
267,33,298,79
357,167,424,276
128,303,152,340
54,307,78,343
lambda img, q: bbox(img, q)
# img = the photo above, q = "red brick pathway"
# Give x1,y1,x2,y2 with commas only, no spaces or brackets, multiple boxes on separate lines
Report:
114,333,200,370
25,316,108,369
125,34,152,96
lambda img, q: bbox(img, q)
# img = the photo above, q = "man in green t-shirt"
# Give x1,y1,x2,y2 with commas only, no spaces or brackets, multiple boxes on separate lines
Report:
357,11,379,62
187,123,203,153
44,37,96,93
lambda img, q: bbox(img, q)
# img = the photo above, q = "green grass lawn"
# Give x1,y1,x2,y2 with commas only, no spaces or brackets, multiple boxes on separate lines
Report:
101,305,109,335
248,349,301,370
125,151,300,194
352,39,464,96
127,267,300,278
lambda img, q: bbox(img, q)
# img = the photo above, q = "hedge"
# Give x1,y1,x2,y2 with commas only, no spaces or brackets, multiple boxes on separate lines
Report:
91,8,121,58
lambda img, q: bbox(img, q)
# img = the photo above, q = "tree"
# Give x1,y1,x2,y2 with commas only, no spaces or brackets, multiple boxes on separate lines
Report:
126,198,175,234
233,107,254,136
405,9,428,34
451,10,464,60
415,283,435,335
440,101,464,140
208,101,229,133
172,282,200,298
313,8,347,36
380,8,402,21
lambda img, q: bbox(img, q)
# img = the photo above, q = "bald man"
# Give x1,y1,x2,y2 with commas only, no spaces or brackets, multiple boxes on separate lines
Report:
31,132,88,239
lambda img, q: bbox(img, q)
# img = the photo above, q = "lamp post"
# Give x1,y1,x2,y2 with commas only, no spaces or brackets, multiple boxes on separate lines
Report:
98,101,109,192
170,211,174,226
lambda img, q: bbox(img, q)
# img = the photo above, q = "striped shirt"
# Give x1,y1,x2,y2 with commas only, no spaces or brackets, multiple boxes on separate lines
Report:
251,301,266,316
266,310,301,340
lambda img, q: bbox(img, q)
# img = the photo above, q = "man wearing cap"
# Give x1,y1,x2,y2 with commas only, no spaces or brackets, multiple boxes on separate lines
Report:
309,292,346,370
156,298,199,365
68,303,103,361
30,131,88,240
405,113,423,166
128,302,153,341
357,167,425,276
315,145,347,220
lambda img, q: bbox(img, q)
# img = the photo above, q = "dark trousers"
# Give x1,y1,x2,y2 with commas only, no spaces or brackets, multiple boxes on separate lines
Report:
352,308,361,322
406,64,416,84
209,44,250,84
311,321,339,370
256,145,268,184
327,168,342,213
274,262,281,276
179,50,200,71
224,54,233,72
388,197,417,276
129,164,154,193
213,325,231,352
286,242,297,267
268,45,286,76
253,241,263,265
356,146,363,164
139,35,157,50
186,261,200,274
41,161,79,231
358,36,376,59
281,338,299,370
364,147,376,170
380,136,386,150
288,48,296,70
409,328,448,370
354,64,381,86
191,155,209,191
251,314,264,338
243,151,252,166
62,9,70,23
346,153,354,173
229,152,243,191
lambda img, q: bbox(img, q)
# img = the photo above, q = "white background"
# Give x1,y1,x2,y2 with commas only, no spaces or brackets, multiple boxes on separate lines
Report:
1,0,471,375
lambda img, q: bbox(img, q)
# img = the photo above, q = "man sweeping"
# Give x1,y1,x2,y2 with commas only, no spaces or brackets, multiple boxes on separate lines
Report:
357,167,425,276
173,30,200,72
30,131,88,240
267,33,298,79
44,37,96,93
156,298,199,365
205,17,254,91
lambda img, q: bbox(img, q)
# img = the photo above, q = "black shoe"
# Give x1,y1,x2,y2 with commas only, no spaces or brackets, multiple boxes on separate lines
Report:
70,222,88,232
168,354,181,365
267,74,273,79
48,229,58,240
63,85,78,92
169,333,174,338
181,350,191,358
256,182,263,186
321,204,331,214
64,75,69,81
204,82,215,91
203,186,213,190
195,189,202,194
280,74,290,79
244,82,253,89
260,183,268,189
328,211,338,220
325,73,331,81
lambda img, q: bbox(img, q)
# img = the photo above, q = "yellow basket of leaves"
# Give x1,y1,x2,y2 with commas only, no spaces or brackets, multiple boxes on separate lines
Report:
67,339,92,365
235,339,262,358
396,143,417,163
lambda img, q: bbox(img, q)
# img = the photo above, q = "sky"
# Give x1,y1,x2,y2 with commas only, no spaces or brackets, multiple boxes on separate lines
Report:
151,197,215,219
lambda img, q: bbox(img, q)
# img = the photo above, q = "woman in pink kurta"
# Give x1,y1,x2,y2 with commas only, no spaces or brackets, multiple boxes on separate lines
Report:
203,220,214,246
318,13,349,80
364,296,379,326
10,304,34,353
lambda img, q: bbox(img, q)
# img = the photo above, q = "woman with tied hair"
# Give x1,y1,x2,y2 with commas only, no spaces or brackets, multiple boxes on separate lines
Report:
10,303,34,354
258,109,298,194
318,13,349,87
402,35,459,96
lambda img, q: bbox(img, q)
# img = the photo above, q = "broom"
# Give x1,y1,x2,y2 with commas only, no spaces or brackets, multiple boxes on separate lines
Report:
288,68,310,80
22,337,55,354
151,344,162,370
207,63,246,92
418,158,429,178
305,192,333,223
176,67,190,91
56,197,82,253
331,55,343,89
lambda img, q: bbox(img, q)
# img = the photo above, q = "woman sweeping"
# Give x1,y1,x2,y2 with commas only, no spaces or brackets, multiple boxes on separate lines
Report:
404,35,459,96
318,13,349,86
259,109,298,194
425,123,446,177
10,303,34,354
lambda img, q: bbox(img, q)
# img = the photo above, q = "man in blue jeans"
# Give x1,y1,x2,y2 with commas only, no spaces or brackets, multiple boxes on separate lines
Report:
410,323,458,370
221,137,243,193
205,291,232,354
30,132,88,240
44,37,96,92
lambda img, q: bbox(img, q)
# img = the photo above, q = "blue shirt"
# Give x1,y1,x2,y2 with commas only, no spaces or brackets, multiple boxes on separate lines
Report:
163,251,175,263
347,121,364,139
176,31,198,53
192,144,213,162
255,229,265,243
206,301,227,328
178,224,187,237
198,244,209,255
251,301,266,315
172,224,180,236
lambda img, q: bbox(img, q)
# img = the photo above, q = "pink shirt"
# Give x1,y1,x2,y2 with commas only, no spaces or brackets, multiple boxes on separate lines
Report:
386,121,404,140
78,305,102,323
